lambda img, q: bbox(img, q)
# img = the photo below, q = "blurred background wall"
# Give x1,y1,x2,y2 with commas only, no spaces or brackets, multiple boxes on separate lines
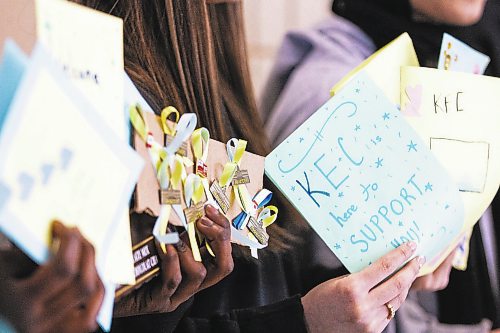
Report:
0,0,332,99
0,0,36,54
243,0,331,98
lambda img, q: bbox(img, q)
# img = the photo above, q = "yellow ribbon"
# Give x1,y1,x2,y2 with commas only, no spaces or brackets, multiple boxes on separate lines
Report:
130,104,179,250
219,139,247,188
259,205,278,228
192,128,210,162
190,128,217,257
184,174,206,262
160,106,180,136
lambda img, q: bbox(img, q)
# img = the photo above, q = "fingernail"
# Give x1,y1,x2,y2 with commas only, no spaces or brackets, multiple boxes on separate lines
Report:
205,204,219,216
51,220,64,235
417,256,426,268
407,241,417,252
174,240,187,253
200,217,214,227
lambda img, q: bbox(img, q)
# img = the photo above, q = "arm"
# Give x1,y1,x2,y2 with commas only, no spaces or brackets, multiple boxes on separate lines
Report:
141,243,421,333
176,295,308,333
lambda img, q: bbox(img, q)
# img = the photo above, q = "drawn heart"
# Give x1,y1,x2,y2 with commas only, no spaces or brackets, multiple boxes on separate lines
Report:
473,64,481,75
18,172,34,201
60,147,74,170
402,84,423,117
41,163,55,185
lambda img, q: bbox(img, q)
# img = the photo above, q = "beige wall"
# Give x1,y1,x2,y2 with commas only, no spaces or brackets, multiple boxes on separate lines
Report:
243,0,332,98
0,0,331,98
0,0,36,54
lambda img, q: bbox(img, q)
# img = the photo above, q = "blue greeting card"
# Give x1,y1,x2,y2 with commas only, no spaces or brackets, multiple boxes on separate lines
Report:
437,33,490,74
0,39,28,131
265,73,464,274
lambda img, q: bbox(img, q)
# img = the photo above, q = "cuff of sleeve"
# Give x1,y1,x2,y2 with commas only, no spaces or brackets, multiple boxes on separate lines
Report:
231,294,308,333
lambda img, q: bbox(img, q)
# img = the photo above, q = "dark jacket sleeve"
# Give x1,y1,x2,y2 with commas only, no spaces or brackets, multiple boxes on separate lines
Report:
177,295,308,333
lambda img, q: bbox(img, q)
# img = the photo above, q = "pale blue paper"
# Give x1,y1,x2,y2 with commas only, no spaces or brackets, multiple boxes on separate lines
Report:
438,33,490,74
0,39,28,131
0,44,143,331
265,73,464,273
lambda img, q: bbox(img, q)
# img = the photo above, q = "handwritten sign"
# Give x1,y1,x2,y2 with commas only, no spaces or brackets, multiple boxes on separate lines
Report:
266,73,464,274
401,66,500,231
0,45,143,331
35,0,125,138
35,0,139,290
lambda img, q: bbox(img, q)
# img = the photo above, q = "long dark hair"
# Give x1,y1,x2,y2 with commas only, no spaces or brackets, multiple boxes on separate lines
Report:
73,0,306,252
85,1,269,154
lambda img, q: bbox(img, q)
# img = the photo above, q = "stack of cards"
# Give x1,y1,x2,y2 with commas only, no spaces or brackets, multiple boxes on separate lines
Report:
0,0,141,330
268,32,499,275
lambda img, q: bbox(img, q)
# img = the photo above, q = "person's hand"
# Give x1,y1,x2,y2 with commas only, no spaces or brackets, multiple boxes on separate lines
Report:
0,221,105,333
411,248,456,292
302,242,425,333
114,204,233,316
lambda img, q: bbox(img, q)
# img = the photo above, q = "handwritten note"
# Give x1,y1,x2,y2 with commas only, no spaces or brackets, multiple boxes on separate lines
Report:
35,0,125,138
0,45,143,331
401,66,500,231
330,33,419,105
35,0,137,289
266,73,463,274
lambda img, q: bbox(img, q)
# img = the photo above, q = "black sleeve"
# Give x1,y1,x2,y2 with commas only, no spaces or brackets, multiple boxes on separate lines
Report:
110,298,194,333
176,295,308,333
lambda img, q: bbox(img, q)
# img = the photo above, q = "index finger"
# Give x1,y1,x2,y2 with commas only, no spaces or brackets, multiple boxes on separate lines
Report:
28,222,82,300
355,241,417,290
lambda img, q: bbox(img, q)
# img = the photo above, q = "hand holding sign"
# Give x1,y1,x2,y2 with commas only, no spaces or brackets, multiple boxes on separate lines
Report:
302,242,424,333
114,205,233,316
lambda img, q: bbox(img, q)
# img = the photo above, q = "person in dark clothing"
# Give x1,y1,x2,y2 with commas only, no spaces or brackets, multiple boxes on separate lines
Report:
69,1,431,332
0,222,105,333
332,0,500,328
261,0,499,331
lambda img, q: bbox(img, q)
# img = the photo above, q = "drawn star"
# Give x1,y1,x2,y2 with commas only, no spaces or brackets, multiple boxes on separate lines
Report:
398,221,404,227
383,112,391,120
355,88,361,93
334,243,341,250
354,124,361,131
299,137,304,143
445,204,450,209
338,192,344,198
375,157,383,168
425,182,433,192
407,140,418,152
291,186,296,192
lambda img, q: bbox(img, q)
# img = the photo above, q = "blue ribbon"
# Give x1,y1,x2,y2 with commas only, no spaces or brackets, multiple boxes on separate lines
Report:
232,189,273,230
